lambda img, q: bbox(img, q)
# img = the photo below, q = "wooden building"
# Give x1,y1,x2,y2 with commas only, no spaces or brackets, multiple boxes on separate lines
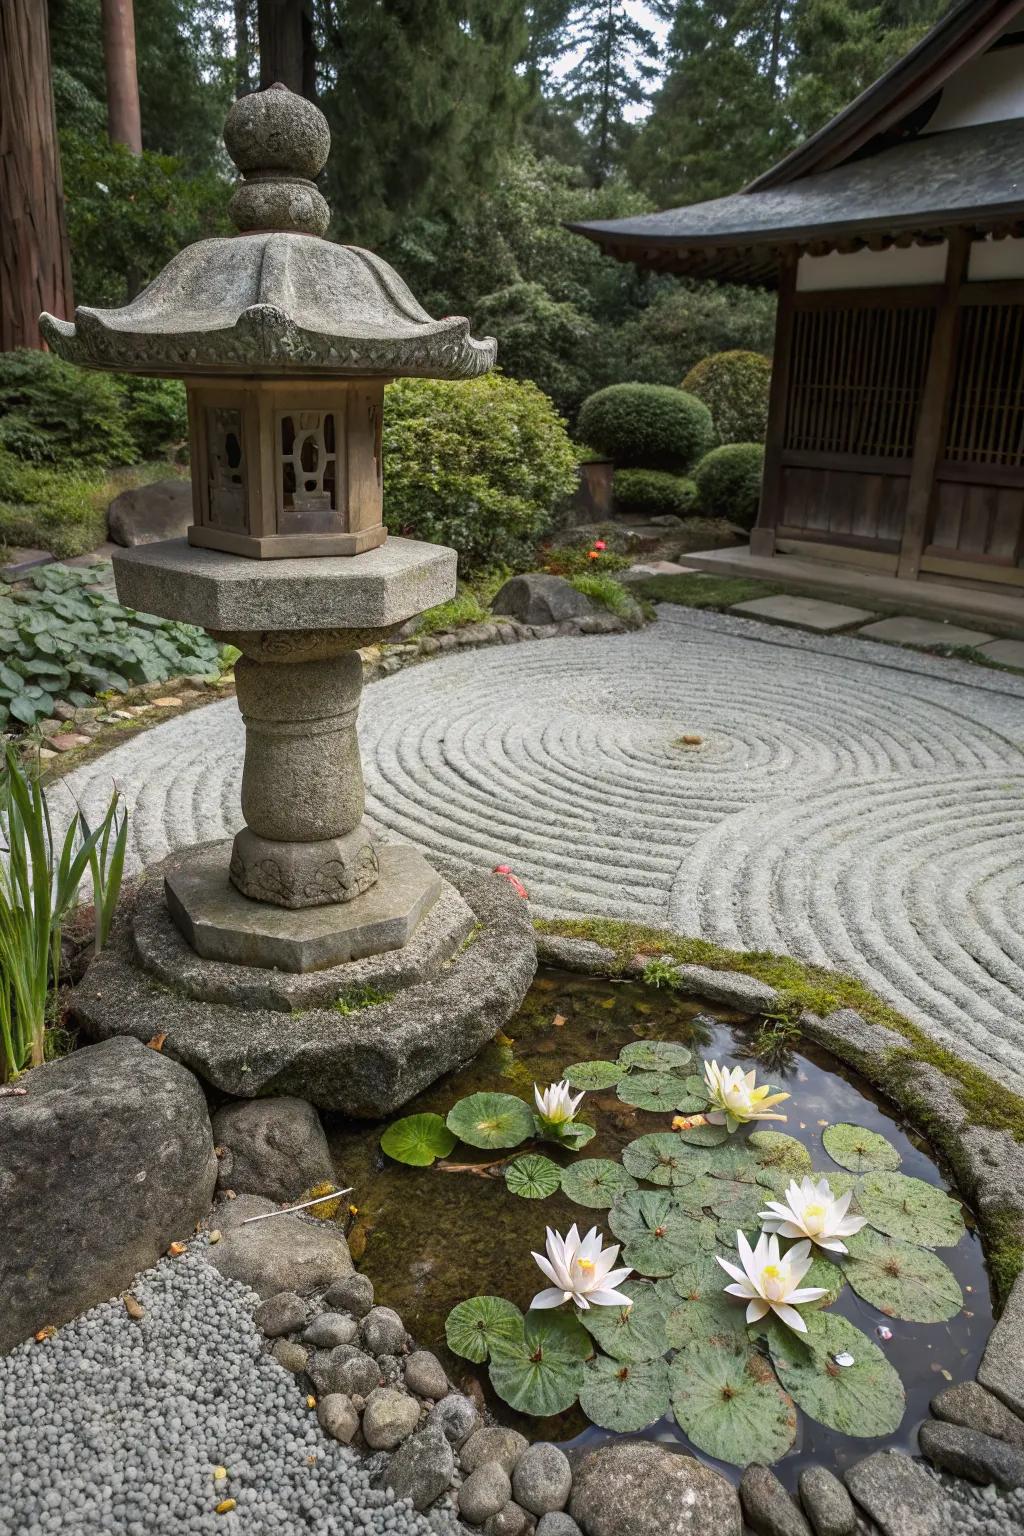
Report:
572,0,1024,602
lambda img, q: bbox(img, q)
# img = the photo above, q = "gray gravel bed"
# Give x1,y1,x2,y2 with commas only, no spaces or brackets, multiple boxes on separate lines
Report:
931,1465,1024,1536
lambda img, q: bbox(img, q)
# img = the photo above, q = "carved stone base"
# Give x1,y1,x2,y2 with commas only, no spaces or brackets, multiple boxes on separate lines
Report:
229,825,379,909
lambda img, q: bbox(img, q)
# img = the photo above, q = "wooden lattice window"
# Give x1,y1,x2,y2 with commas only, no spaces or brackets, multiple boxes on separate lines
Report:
945,304,1024,468
785,303,936,459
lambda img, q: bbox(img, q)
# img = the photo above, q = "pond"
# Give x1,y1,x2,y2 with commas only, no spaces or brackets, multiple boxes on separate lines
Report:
325,968,991,1490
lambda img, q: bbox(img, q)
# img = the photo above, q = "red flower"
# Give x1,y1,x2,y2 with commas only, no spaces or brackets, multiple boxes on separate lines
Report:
594,540,607,551
587,549,600,560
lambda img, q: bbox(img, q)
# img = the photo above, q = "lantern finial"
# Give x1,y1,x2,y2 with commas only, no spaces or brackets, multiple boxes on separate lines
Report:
223,84,331,236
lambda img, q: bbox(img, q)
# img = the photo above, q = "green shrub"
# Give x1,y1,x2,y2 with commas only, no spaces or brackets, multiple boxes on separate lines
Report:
542,543,630,576
382,374,578,573
613,468,697,518
693,443,765,529
576,384,714,470
0,450,108,556
569,572,639,621
681,350,772,444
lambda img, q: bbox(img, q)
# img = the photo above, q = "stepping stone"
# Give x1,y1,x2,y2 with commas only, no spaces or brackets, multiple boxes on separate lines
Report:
1,547,54,578
977,638,1024,670
730,594,876,632
857,615,993,648
628,560,697,576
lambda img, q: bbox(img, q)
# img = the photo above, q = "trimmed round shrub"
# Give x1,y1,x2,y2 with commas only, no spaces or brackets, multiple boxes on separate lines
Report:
382,373,578,574
613,468,697,519
681,350,772,444
576,383,714,470
693,443,765,530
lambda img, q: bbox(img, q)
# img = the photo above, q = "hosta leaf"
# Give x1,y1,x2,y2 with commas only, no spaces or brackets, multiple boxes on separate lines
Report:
618,1040,692,1073
670,1334,798,1467
505,1154,561,1200
446,1092,535,1150
617,1071,701,1112
843,1229,963,1321
622,1133,703,1188
488,1310,589,1416
579,1353,670,1432
9,694,42,724
763,1311,905,1438
564,1059,626,1090
380,1113,456,1167
823,1123,902,1174
560,1159,638,1209
662,1253,749,1347
856,1171,965,1247
445,1296,523,1364
577,1280,668,1362
748,1131,813,1176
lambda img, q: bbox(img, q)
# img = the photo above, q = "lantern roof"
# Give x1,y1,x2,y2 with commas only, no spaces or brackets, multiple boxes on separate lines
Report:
40,85,496,381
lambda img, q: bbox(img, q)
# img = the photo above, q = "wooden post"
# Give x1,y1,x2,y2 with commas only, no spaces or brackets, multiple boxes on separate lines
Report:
101,0,143,154
750,249,797,557
897,229,970,579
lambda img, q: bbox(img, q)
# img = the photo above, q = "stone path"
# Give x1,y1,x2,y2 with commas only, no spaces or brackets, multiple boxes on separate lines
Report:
53,607,1024,1085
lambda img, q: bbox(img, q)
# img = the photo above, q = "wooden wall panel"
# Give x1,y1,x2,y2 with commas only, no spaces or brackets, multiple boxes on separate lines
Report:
778,466,909,550
927,478,1024,566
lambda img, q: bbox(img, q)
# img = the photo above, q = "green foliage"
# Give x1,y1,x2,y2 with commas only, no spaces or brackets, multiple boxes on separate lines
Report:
382,375,578,573
843,1230,963,1322
0,351,134,469
681,351,773,445
671,1334,798,1467
693,443,765,529
567,573,638,621
474,282,600,418
0,452,109,560
445,1295,524,1363
618,1040,692,1072
380,1113,457,1167
613,468,698,519
446,1091,536,1149
855,1171,966,1248
823,1123,902,1174
560,1157,638,1208
578,1280,668,1363
610,283,778,393
763,1310,905,1438
564,1059,628,1090
505,1154,562,1199
488,1308,590,1416
333,984,395,1016
542,543,630,577
577,384,714,471
560,2,660,186
579,1352,670,1432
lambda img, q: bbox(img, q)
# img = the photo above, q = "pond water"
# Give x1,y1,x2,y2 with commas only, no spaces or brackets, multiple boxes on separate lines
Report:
325,968,991,1490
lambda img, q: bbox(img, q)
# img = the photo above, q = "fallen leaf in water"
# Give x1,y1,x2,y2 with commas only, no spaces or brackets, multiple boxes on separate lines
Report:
146,1033,167,1052
123,1294,144,1320
599,997,616,1010
552,1014,566,1028
348,1223,369,1261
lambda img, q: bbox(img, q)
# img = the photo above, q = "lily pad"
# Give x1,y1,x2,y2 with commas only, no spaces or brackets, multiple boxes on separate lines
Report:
748,1130,813,1176
670,1335,798,1467
763,1311,905,1438
564,1059,626,1090
662,1253,749,1346
617,1072,701,1112
488,1309,590,1417
823,1123,902,1174
618,1040,692,1073
560,1159,638,1210
550,1120,596,1151
672,1120,729,1148
380,1112,456,1167
578,1280,668,1362
800,1253,846,1308
856,1171,966,1248
843,1229,963,1321
446,1092,535,1150
686,1174,767,1227
609,1190,708,1277
579,1354,671,1433
622,1133,704,1188
445,1295,523,1364
505,1154,561,1200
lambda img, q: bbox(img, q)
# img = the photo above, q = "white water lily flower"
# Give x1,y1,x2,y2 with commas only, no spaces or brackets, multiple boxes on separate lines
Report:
534,1079,585,1127
530,1223,634,1311
759,1175,868,1254
717,1231,828,1333
704,1060,790,1131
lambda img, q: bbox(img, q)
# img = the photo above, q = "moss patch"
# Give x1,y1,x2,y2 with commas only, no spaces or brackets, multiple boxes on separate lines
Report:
332,984,395,1016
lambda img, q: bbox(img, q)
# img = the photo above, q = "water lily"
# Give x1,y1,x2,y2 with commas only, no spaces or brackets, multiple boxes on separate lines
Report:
534,1079,585,1128
717,1231,828,1333
704,1060,790,1131
531,1223,634,1311
759,1175,868,1254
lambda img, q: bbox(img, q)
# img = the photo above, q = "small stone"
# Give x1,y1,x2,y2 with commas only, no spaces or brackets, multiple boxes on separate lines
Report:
918,1419,1024,1490
977,1272,1024,1419
48,733,90,752
404,1350,449,1400
570,1441,741,1536
536,1516,581,1536
308,1343,380,1398
270,1339,309,1375
376,1352,404,1386
534,934,617,973
460,1426,529,1477
316,1392,359,1445
302,1311,357,1348
254,1291,308,1338
844,1450,950,1536
361,1305,407,1356
483,1503,530,1536
153,697,182,707
931,1380,1024,1449
459,1463,513,1524
210,1096,335,1203
511,1443,571,1516
428,1391,480,1448
797,1466,857,1536
324,1272,374,1317
380,1425,455,1511
362,1386,420,1450
670,964,780,1012
741,1464,813,1536
491,573,595,626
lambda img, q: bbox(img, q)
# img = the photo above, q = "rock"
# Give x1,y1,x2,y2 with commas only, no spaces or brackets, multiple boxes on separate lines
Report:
377,1352,404,1386
918,1420,1024,1490
270,1339,309,1375
405,1350,448,1400
380,1425,455,1511
205,1198,353,1299
797,1467,856,1536
740,1465,812,1536
459,1463,513,1524
303,1311,358,1348
670,964,780,1012
325,1272,374,1317
361,1305,407,1357
0,1037,216,1353
483,1503,531,1536
308,1343,381,1398
844,1451,950,1536
460,1426,529,1477
362,1386,421,1450
512,1444,571,1517
107,478,193,547
211,1096,335,1203
534,935,617,974
491,573,594,627
569,1441,741,1536
428,1392,480,1448
536,1517,581,1536
931,1380,1024,1449
254,1291,308,1338
316,1392,360,1445
978,1271,1024,1418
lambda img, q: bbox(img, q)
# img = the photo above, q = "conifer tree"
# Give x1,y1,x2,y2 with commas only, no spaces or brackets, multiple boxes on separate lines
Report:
563,0,661,186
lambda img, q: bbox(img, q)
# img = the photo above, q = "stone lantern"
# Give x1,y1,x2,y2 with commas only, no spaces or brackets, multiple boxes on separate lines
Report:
44,88,536,1114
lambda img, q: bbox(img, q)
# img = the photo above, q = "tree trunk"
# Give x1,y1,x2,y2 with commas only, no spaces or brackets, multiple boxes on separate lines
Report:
0,0,75,350
258,0,316,97
235,0,252,98
101,0,143,153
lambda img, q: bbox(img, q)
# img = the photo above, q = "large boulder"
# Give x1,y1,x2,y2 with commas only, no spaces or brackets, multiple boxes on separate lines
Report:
211,1095,335,1202
107,478,193,547
569,1441,741,1536
491,573,594,627
0,1037,217,1354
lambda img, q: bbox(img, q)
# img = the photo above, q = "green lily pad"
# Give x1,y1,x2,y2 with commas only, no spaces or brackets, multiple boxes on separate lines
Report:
622,1133,704,1188
856,1171,965,1248
564,1059,626,1090
578,1279,668,1362
609,1190,707,1277
662,1253,749,1346
488,1309,590,1416
670,1334,798,1467
748,1130,813,1176
823,1123,902,1174
380,1112,457,1167
550,1120,596,1151
446,1092,535,1150
763,1310,905,1438
843,1229,963,1321
618,1040,692,1073
800,1253,846,1308
616,1072,697,1112
445,1295,524,1363
673,1119,730,1147
579,1353,671,1432
505,1154,561,1200
560,1159,638,1209
686,1173,767,1227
